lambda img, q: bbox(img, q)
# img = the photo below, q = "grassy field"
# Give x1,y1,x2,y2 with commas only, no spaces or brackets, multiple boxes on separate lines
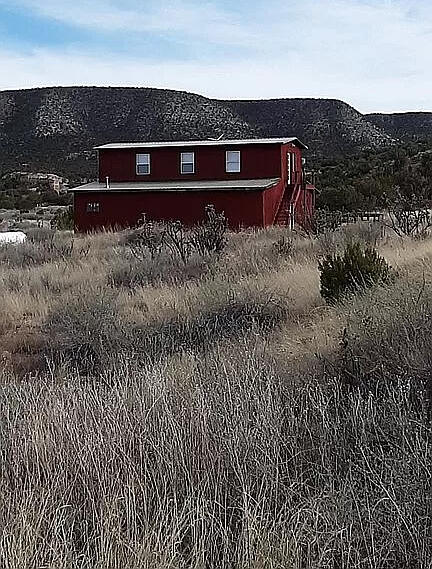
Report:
0,223,432,568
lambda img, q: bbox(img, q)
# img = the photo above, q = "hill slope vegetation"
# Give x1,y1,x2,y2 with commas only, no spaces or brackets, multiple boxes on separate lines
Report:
227,97,393,159
0,87,396,180
366,111,432,141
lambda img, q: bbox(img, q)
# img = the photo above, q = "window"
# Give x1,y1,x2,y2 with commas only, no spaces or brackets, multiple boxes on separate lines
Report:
136,153,150,175
226,151,241,173
86,202,100,213
181,152,195,174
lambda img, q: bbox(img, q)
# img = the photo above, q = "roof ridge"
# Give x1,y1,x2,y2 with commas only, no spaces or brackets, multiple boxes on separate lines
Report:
94,138,308,150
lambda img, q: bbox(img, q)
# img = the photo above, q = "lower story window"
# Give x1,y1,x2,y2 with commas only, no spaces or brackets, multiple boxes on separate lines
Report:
86,202,100,213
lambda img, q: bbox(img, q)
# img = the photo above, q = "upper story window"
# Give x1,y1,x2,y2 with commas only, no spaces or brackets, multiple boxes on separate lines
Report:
181,152,195,174
226,151,241,173
136,153,150,175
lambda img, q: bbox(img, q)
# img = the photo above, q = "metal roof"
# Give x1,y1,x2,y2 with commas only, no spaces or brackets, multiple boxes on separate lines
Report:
70,178,280,193
94,137,308,150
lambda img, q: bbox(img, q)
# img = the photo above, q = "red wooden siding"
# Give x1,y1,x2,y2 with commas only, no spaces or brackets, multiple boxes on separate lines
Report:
74,190,265,232
99,143,283,183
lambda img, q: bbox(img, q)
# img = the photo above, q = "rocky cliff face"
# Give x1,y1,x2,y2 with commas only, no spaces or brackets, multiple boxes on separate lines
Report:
0,87,396,179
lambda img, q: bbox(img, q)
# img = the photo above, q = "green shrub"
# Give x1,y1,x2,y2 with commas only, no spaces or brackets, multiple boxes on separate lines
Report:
319,242,391,303
51,206,74,231
303,208,344,236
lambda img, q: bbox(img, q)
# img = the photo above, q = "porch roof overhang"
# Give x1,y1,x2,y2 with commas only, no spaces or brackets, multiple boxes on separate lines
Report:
69,178,281,193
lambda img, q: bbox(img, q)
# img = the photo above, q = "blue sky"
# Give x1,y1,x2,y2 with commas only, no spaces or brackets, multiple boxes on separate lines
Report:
0,0,431,112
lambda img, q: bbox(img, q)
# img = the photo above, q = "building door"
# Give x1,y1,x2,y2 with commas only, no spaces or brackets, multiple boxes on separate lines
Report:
287,152,296,184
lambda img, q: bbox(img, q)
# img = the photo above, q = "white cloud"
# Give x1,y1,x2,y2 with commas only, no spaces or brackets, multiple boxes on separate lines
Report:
1,44,432,113
1,0,432,111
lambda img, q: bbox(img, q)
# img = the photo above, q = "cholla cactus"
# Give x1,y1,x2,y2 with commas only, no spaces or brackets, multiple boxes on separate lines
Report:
190,205,227,256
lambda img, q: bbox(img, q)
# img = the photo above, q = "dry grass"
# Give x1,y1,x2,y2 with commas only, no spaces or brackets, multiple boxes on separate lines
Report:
0,349,431,568
0,223,431,567
0,226,323,374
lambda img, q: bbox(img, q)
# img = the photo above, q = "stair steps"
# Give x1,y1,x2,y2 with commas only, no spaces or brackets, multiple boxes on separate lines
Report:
274,183,302,227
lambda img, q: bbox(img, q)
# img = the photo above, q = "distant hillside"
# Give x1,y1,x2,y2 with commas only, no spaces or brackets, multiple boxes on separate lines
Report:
0,87,256,181
227,98,393,160
366,112,432,142
0,87,397,181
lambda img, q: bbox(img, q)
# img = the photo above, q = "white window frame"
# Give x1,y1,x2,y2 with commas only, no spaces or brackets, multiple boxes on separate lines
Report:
287,152,294,184
86,202,100,213
180,152,195,174
226,150,241,173
136,153,150,175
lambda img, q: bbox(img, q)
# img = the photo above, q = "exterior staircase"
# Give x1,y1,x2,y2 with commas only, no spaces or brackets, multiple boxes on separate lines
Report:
274,182,302,227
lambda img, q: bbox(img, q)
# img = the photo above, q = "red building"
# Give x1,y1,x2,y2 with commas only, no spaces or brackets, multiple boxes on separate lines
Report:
71,138,316,232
